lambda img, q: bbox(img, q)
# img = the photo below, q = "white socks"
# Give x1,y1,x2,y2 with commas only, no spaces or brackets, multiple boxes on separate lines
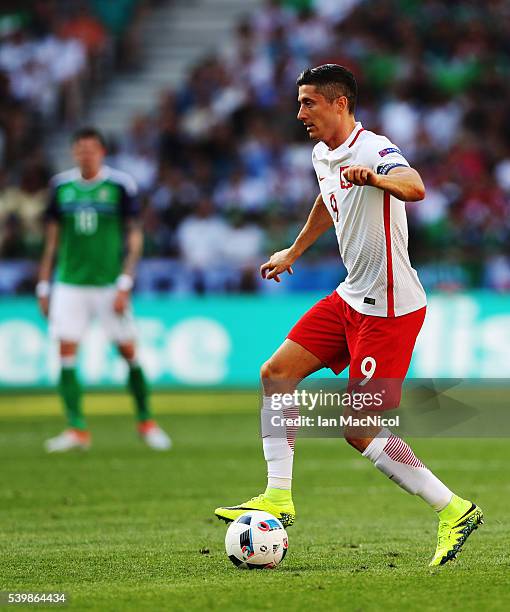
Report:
61,356,76,368
362,428,452,511
261,396,298,490
261,400,453,511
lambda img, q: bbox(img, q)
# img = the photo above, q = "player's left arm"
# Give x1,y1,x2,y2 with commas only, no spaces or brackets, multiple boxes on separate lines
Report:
114,218,143,315
342,165,425,202
114,176,143,315
113,219,143,314
122,219,144,278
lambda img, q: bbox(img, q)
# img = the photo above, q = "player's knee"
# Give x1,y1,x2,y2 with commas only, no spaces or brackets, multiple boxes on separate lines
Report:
261,357,297,384
118,343,136,361
60,341,77,357
260,358,294,396
261,358,284,381
343,432,366,453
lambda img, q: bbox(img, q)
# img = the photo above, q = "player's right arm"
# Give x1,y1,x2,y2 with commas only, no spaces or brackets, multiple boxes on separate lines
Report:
261,192,332,282
37,221,59,317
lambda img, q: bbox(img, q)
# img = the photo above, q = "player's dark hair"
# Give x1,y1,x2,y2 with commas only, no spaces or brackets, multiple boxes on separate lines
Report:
296,64,357,114
72,127,107,148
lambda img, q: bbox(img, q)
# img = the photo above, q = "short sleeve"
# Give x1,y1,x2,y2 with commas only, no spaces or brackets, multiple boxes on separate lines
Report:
44,186,61,222
115,172,140,219
312,142,327,186
311,146,319,177
362,136,410,175
119,185,141,219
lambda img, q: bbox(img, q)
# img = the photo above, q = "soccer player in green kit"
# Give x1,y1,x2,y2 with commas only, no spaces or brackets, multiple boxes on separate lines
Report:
37,127,171,452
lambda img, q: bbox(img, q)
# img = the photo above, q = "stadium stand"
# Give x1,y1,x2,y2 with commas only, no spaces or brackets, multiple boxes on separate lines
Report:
2,0,510,294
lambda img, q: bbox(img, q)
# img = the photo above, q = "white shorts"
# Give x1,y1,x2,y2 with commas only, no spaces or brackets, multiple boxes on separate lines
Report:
49,282,137,344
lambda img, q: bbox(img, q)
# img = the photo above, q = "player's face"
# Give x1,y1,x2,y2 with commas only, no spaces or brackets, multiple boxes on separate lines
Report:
72,138,106,177
297,85,343,142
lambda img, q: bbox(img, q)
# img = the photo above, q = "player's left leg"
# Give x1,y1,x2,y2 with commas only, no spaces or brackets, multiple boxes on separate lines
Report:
97,286,171,450
116,341,171,451
116,342,151,422
343,305,483,565
359,427,483,566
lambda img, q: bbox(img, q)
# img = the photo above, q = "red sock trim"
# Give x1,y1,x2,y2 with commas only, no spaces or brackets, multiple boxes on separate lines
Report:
138,420,157,434
70,429,91,441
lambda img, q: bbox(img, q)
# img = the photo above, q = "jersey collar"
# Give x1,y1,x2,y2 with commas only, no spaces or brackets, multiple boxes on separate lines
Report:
76,165,110,188
346,122,365,148
327,122,364,153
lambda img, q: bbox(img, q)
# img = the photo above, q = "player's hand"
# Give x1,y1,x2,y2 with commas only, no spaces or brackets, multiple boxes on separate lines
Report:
38,296,50,318
260,248,295,283
342,165,379,187
113,289,130,314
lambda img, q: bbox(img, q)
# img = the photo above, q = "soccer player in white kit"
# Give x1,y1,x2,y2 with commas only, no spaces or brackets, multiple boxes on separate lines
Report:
215,65,483,566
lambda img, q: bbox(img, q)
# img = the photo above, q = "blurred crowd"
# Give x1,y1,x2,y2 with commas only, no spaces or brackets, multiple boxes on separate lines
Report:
3,0,510,293
0,0,152,290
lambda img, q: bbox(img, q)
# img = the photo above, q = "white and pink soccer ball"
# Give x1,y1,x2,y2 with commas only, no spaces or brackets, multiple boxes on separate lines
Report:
225,511,289,569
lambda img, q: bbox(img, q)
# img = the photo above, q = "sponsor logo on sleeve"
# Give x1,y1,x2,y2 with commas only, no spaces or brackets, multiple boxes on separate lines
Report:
378,147,402,157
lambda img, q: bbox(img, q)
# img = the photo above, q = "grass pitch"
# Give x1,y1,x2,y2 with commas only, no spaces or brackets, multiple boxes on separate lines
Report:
0,392,508,611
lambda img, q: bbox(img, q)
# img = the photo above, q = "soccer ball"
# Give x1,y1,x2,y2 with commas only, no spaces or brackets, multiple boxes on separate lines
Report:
225,510,289,569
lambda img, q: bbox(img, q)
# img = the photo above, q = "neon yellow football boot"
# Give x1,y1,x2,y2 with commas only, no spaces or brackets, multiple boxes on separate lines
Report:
429,495,484,566
215,488,295,528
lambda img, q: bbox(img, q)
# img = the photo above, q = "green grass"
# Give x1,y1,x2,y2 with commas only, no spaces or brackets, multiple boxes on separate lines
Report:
0,393,508,611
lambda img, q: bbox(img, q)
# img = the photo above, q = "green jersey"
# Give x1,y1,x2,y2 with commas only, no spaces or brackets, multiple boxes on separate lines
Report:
46,166,139,286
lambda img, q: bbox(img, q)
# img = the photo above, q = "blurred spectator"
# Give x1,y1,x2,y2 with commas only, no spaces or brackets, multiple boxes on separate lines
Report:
223,211,264,292
0,212,25,259
223,212,264,266
177,197,228,268
484,253,510,291
0,161,49,256
57,3,110,90
5,0,510,295
109,115,158,192
88,0,145,69
177,197,231,293
58,4,108,58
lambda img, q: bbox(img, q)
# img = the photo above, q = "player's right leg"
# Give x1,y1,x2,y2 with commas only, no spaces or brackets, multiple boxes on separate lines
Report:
44,339,91,452
44,284,91,453
117,341,171,451
215,292,350,527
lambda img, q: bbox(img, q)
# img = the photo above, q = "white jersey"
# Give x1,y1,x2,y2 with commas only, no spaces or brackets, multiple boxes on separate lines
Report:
312,122,426,317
